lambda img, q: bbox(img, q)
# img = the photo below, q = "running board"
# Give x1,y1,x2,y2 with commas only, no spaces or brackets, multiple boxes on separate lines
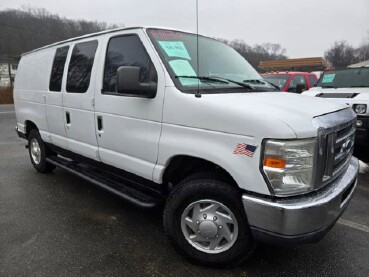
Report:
46,156,164,208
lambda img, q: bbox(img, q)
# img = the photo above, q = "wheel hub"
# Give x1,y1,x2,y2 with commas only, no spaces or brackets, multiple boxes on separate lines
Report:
198,220,218,238
181,199,238,254
30,138,41,165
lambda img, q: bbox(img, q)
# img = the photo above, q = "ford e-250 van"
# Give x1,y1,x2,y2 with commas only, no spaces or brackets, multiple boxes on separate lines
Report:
14,27,358,267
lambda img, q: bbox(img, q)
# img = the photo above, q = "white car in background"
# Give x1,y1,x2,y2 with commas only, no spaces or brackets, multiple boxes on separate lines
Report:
303,67,369,152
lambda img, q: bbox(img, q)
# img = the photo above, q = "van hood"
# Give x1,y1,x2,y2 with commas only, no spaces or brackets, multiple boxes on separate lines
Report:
164,90,348,139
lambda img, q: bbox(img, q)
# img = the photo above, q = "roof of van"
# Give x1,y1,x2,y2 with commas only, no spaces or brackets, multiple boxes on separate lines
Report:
22,26,194,57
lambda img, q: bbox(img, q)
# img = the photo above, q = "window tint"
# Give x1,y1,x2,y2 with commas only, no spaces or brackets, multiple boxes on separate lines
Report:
308,75,317,87
49,46,69,91
66,41,98,93
103,35,153,93
288,75,307,93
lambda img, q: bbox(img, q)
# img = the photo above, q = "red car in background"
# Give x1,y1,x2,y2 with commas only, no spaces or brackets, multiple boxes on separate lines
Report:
262,72,318,93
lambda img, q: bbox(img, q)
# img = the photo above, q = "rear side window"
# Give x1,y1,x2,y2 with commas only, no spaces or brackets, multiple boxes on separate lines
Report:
49,46,69,92
103,35,153,93
67,41,98,93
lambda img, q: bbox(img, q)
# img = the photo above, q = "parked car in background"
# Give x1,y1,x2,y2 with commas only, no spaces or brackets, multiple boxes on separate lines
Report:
262,71,318,93
303,67,369,152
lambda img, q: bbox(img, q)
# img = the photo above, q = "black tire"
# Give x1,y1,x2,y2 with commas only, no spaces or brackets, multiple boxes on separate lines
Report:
28,129,56,173
354,146,369,163
163,173,254,267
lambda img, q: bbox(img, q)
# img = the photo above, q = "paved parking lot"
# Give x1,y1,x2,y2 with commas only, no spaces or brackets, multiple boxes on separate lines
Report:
1,104,368,276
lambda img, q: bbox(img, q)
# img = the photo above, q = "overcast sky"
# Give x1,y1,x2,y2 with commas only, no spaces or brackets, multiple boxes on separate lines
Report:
0,0,368,58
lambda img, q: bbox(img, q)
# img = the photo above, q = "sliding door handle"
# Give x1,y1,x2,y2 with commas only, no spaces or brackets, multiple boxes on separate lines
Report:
97,116,103,132
65,111,71,125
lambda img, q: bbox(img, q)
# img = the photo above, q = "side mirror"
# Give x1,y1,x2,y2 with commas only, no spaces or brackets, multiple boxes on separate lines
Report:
116,66,157,98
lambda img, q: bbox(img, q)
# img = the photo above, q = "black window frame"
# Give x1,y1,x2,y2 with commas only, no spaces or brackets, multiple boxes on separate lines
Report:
66,40,98,94
49,45,70,92
101,33,157,97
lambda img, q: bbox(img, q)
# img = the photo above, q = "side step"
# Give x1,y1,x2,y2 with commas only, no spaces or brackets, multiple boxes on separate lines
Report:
46,156,165,208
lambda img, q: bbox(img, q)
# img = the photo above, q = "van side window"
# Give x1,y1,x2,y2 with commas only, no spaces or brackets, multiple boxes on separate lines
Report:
66,41,98,93
49,46,69,92
103,35,154,93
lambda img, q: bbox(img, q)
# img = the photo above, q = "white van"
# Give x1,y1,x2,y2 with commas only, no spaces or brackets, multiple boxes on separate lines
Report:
303,67,369,152
14,27,358,267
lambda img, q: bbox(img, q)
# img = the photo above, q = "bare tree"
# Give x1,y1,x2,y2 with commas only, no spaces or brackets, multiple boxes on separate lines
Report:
324,41,357,67
355,31,369,61
220,39,287,68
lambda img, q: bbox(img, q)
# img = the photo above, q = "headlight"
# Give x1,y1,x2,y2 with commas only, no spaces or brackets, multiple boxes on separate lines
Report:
262,138,316,196
354,104,366,114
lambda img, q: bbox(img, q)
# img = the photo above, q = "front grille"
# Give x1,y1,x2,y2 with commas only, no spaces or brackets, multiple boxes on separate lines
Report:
313,108,356,190
333,124,355,174
327,123,355,179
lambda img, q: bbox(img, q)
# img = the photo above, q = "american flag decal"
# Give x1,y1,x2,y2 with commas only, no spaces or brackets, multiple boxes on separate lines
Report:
233,143,257,157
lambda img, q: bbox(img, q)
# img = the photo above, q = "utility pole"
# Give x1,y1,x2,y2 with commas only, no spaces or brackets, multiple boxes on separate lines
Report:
7,62,13,87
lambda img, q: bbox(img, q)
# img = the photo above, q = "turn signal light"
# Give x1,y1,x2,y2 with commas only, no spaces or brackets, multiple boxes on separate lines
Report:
264,157,286,169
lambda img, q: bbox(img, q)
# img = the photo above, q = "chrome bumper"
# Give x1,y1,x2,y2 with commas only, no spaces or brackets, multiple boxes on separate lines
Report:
242,157,359,242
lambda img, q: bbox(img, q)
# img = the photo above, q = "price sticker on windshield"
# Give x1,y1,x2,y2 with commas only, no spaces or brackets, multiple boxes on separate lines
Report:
322,73,336,83
158,41,191,60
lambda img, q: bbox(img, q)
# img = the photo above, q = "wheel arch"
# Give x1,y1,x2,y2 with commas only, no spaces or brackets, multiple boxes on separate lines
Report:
24,120,39,139
162,155,239,189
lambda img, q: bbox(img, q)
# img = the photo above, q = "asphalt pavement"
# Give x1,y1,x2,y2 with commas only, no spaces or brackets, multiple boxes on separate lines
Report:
1,104,368,276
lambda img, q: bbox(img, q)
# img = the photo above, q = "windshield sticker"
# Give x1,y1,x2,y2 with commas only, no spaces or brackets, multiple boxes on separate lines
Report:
149,29,185,40
158,41,191,60
322,73,336,83
168,59,199,86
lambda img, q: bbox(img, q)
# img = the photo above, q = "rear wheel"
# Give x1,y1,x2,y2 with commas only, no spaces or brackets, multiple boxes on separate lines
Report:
28,129,56,173
163,173,254,267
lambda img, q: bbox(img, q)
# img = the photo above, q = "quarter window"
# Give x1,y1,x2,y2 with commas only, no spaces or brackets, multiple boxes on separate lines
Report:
66,41,98,93
103,35,154,93
49,46,69,92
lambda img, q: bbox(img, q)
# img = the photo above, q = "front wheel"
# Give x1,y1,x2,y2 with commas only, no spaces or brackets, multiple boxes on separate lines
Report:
28,129,56,173
163,173,254,267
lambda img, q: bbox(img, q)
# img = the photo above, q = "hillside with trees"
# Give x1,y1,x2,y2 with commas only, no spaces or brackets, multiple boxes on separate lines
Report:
0,7,121,60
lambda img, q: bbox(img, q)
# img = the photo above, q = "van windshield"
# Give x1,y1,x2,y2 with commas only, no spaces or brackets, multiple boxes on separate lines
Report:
147,28,276,93
316,67,369,88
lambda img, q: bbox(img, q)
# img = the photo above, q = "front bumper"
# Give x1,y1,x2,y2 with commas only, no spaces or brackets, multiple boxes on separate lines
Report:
15,125,27,139
242,157,359,244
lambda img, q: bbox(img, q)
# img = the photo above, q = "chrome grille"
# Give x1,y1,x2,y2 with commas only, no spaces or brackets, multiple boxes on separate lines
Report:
312,108,356,190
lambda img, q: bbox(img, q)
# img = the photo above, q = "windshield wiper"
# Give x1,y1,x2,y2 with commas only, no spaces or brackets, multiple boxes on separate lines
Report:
244,79,280,90
210,76,254,89
322,85,337,88
175,75,229,84
174,75,254,90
